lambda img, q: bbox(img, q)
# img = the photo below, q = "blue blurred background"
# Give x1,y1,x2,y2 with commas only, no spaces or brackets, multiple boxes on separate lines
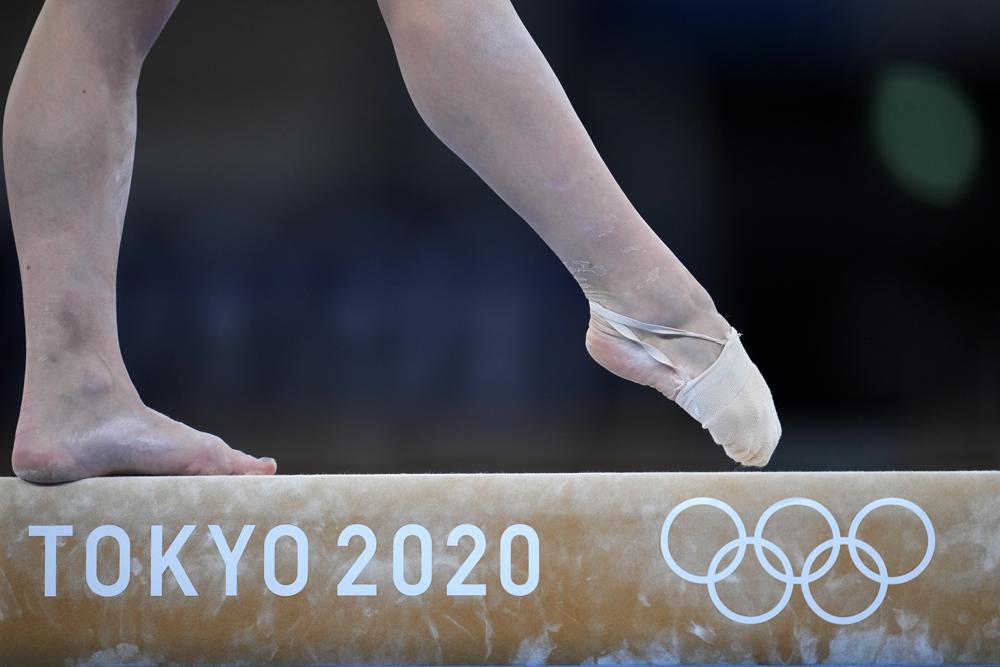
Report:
1,0,997,473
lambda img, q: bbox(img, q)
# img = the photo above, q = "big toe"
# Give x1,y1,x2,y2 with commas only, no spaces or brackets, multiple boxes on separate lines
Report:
227,448,277,476
743,428,780,467
195,434,276,475
717,428,779,467
705,386,781,467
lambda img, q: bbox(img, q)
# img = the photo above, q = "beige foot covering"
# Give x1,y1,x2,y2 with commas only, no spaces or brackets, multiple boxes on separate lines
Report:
589,302,781,466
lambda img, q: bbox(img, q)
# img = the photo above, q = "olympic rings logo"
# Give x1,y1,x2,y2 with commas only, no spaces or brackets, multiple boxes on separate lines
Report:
660,497,935,625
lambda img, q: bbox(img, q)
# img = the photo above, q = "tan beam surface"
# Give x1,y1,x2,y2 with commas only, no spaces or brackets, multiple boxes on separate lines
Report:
1,472,998,665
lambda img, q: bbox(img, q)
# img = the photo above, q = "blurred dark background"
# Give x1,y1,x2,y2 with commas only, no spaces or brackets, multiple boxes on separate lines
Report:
1,1,997,474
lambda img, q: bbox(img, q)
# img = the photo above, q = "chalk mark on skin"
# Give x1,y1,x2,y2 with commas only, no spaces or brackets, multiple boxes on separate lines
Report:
635,266,661,289
564,260,607,290
564,260,607,276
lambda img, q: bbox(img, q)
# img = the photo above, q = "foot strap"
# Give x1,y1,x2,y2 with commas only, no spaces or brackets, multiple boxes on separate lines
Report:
674,326,753,424
588,301,728,383
589,301,779,466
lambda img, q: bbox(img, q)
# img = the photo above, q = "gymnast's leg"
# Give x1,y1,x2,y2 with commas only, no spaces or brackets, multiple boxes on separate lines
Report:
378,0,780,466
5,0,276,482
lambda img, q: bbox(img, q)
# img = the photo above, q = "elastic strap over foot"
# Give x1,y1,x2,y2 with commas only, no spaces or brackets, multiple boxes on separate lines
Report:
588,301,727,383
589,300,780,466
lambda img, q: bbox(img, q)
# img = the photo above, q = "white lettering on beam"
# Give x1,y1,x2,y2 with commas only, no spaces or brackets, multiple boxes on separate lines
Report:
85,525,130,597
209,524,255,597
27,525,73,597
26,522,539,598
151,525,198,597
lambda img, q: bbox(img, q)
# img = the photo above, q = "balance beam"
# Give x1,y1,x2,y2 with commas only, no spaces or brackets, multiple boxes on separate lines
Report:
1,472,997,665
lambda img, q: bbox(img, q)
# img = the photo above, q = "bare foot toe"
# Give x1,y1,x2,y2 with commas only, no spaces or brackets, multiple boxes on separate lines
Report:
12,374,276,483
196,438,277,476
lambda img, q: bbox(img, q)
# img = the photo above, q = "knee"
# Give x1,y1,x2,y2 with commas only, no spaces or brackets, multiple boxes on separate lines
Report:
378,2,467,127
378,1,452,54
379,0,514,54
37,0,178,79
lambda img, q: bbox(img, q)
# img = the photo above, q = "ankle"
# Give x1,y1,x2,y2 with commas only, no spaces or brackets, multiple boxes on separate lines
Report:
22,349,134,401
584,279,726,334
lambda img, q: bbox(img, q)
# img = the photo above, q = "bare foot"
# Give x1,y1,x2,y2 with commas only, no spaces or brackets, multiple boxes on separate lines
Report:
584,290,779,467
12,362,276,483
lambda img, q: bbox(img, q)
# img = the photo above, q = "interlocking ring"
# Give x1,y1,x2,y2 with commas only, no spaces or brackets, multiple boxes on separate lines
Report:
660,496,935,625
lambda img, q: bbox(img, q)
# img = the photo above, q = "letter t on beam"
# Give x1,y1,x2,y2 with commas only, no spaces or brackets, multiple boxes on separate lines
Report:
28,525,73,597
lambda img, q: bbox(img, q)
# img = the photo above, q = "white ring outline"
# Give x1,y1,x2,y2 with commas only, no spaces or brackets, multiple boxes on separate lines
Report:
753,497,841,585
661,497,747,585
800,536,889,625
847,497,935,585
706,537,795,624
659,496,935,625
